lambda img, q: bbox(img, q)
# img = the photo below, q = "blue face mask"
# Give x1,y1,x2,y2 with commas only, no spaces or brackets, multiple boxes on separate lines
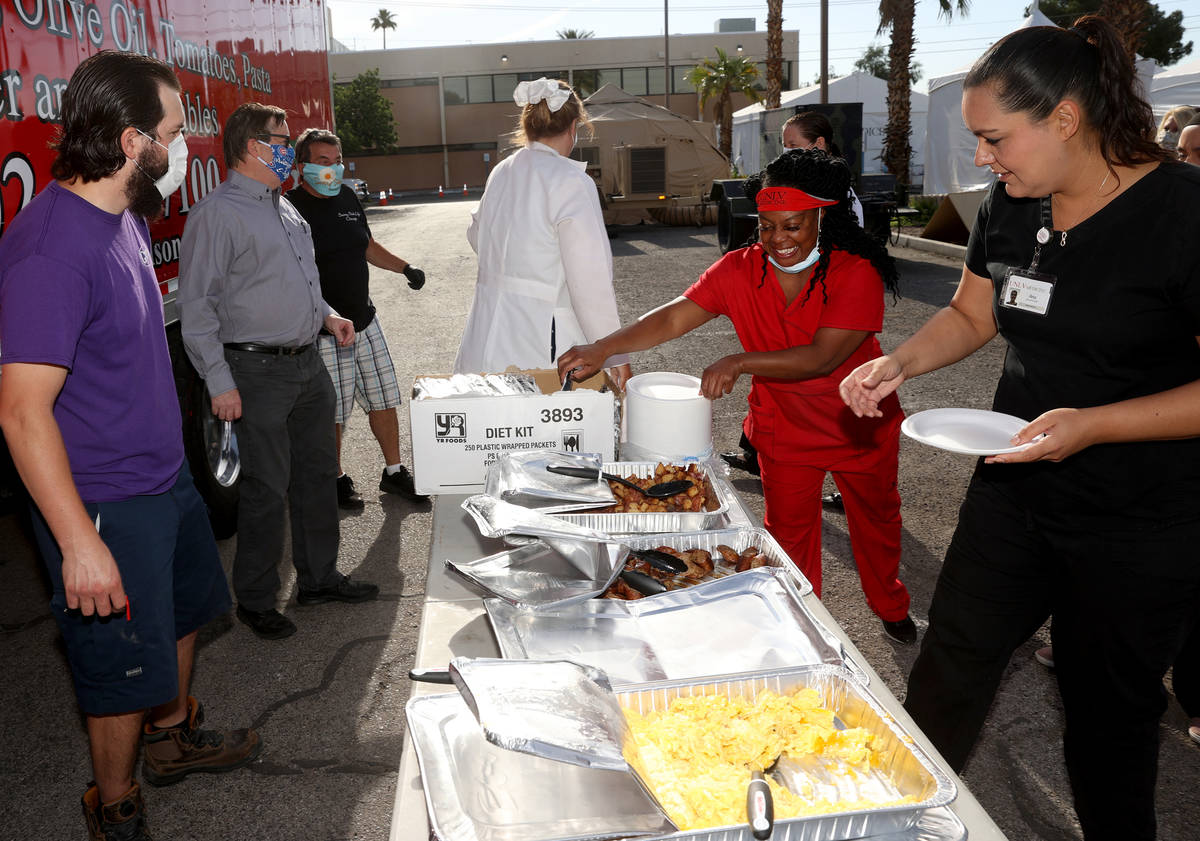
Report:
255,140,296,184
302,162,344,196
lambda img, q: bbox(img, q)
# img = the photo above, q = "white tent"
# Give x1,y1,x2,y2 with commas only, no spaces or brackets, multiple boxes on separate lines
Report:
924,8,1158,196
1151,56,1200,121
731,71,928,178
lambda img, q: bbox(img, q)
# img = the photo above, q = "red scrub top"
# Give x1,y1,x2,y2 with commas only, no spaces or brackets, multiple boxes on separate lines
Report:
684,244,903,467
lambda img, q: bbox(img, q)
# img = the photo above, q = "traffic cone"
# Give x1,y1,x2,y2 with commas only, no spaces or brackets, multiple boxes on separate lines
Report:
462,183,468,196
378,190,388,207
438,184,444,198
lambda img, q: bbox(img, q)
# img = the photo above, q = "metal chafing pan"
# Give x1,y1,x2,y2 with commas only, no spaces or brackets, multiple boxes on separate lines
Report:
406,663,959,841
550,460,732,533
618,527,812,595
484,450,618,513
485,568,865,686
445,539,629,609
615,666,957,841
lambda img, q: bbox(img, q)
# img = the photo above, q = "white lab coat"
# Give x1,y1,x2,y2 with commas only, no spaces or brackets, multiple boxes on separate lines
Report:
454,142,628,374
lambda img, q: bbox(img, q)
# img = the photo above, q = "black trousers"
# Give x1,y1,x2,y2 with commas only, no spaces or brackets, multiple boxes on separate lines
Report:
904,477,1200,841
225,347,342,611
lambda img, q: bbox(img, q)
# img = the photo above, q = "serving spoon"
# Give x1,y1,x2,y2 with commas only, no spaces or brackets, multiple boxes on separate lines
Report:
545,464,693,499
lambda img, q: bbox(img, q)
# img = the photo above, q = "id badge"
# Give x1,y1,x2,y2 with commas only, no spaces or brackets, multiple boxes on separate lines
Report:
1000,267,1056,316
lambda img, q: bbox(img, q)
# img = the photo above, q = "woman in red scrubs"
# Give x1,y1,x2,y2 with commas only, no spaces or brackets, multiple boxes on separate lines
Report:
557,149,915,643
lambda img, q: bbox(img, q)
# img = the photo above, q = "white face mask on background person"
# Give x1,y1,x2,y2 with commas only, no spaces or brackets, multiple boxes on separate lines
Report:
139,129,189,198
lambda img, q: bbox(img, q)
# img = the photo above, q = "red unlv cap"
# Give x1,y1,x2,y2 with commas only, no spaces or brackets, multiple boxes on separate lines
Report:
755,186,838,213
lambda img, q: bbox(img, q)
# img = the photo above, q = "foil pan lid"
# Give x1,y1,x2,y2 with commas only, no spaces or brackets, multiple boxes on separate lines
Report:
449,657,631,771
445,538,628,609
461,494,610,541
485,450,617,512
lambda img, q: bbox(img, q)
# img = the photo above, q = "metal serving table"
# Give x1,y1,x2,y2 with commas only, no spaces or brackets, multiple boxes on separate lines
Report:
389,484,1009,841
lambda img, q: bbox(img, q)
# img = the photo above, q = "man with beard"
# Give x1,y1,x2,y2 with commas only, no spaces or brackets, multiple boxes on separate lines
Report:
178,104,376,642
0,52,261,841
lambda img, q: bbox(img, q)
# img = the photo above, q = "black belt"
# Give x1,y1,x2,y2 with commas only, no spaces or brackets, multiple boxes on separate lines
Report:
223,342,312,356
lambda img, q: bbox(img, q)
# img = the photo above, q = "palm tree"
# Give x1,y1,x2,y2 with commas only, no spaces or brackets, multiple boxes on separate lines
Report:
370,9,397,50
878,0,969,189
687,47,762,161
556,28,595,39
766,0,784,109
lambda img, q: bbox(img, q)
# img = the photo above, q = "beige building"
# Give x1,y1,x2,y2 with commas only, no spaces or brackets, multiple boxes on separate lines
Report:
327,26,800,192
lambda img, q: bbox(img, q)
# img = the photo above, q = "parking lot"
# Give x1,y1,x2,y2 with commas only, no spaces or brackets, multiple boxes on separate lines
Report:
1,198,1196,840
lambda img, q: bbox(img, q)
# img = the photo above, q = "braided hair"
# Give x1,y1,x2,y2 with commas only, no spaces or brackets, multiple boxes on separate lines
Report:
743,148,900,306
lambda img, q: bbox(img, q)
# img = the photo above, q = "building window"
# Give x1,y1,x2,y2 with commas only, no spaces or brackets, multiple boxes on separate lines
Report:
647,66,666,96
621,67,647,96
443,76,467,105
672,65,695,94
596,68,621,90
493,73,518,103
574,70,601,98
467,75,493,103
570,146,600,167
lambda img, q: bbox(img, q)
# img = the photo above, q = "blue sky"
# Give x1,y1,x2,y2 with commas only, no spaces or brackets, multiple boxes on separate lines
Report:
326,0,1200,92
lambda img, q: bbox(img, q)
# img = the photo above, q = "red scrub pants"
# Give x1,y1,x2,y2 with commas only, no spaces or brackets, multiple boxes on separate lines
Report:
758,435,909,622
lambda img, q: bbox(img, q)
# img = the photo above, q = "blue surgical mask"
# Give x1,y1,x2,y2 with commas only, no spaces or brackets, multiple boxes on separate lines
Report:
767,216,822,274
302,162,344,196
255,139,296,184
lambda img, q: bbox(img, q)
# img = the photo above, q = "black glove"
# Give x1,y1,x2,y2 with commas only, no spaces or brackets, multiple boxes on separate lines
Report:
402,265,426,290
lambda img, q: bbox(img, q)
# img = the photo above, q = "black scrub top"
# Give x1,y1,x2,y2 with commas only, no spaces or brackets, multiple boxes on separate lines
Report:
964,164,1200,526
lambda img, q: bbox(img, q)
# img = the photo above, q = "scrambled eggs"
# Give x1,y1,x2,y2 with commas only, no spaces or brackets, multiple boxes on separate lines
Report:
623,688,917,831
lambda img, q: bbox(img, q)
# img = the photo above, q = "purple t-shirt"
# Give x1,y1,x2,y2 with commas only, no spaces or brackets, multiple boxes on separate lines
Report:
0,182,183,501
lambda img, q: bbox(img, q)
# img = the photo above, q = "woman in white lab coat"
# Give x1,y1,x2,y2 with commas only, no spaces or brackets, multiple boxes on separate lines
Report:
454,78,631,385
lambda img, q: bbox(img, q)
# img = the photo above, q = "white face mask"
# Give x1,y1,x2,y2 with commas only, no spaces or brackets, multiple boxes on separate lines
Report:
766,215,822,274
139,130,189,198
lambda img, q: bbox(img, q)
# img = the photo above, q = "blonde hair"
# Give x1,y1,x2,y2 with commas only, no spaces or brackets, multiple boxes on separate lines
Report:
1158,105,1198,144
513,79,593,146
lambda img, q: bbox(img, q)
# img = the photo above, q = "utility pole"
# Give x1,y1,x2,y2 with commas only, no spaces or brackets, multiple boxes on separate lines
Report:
664,1,671,110
820,0,829,103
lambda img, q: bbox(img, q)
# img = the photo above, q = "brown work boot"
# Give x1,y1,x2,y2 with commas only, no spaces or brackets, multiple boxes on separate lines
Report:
141,696,262,786
82,781,152,841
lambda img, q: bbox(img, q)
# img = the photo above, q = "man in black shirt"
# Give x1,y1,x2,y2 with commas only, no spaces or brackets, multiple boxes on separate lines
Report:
288,128,428,508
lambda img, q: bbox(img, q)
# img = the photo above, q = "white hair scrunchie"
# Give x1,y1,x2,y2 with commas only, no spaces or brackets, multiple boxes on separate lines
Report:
513,77,571,113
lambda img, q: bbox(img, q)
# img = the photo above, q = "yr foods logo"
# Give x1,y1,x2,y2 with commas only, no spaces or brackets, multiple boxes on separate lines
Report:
435,413,466,443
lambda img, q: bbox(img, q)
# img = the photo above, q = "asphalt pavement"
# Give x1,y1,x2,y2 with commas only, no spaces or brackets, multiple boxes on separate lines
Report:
1,198,1197,840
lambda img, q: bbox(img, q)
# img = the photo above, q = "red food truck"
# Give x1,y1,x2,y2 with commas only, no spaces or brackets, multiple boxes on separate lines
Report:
0,0,334,535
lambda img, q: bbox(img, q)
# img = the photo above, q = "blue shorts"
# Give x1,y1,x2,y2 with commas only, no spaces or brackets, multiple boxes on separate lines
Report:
34,463,232,716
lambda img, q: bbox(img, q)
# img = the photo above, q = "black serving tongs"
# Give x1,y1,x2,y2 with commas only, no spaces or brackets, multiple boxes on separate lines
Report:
545,464,693,499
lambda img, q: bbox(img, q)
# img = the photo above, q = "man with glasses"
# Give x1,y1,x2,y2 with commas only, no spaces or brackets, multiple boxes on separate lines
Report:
179,103,378,642
286,128,428,509
0,51,260,840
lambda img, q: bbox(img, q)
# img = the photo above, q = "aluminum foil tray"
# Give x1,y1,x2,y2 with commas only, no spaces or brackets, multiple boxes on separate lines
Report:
616,665,957,841
551,461,731,533
445,539,628,609
485,450,617,514
619,527,812,596
406,690,674,841
485,568,861,686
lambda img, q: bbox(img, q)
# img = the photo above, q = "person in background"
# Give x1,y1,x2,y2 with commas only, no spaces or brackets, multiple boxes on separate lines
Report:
0,51,260,840
782,111,865,225
1155,104,1197,151
561,149,916,644
179,104,378,641
1177,115,1200,165
286,128,429,509
840,16,1200,839
454,77,631,387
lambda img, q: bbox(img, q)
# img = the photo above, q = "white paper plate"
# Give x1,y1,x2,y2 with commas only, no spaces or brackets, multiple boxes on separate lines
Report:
901,408,1033,456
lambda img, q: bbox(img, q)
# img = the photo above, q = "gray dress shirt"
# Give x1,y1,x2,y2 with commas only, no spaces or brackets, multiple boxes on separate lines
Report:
178,170,333,397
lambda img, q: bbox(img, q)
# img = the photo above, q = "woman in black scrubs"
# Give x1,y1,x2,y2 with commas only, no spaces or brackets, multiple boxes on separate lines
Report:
840,16,1200,841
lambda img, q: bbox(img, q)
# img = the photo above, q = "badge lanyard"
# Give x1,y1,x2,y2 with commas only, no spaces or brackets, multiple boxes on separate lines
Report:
999,196,1057,317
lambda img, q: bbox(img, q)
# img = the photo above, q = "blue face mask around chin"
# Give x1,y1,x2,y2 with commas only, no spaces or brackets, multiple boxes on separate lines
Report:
302,162,345,196
767,215,823,274
255,140,296,184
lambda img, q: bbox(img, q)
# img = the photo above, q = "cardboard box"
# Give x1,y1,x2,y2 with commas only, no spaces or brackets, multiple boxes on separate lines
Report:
409,369,617,495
